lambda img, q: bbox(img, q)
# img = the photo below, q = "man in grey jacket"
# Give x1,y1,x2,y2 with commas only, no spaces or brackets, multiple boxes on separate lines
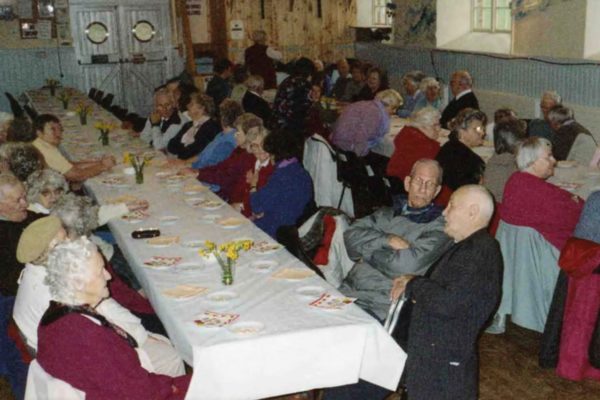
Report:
339,159,452,320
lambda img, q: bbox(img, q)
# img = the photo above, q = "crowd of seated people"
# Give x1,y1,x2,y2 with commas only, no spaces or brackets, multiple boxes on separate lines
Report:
2,38,600,400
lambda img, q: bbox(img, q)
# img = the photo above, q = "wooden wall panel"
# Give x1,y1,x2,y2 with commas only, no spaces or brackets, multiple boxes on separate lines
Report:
225,0,356,64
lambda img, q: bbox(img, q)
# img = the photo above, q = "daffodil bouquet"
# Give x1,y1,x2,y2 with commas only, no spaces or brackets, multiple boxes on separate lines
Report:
45,78,60,96
75,101,92,125
123,151,153,184
95,120,117,146
57,90,73,109
199,239,253,285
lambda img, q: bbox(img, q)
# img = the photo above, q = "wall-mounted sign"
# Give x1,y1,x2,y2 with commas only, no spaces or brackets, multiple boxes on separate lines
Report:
132,20,155,43
85,21,109,44
20,20,38,39
230,20,244,40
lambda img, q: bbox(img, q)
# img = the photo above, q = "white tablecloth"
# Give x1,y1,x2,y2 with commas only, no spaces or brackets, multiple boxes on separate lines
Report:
549,164,600,200
28,90,406,400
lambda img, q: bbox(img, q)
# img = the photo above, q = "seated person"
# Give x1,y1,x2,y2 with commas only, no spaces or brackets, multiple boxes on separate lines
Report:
191,99,243,169
330,89,403,156
485,107,516,143
250,130,313,238
501,137,584,251
484,119,526,202
32,114,116,181
242,75,272,123
0,142,44,182
37,237,191,399
139,88,183,151
397,71,426,118
329,58,351,100
339,159,451,320
0,173,42,296
435,108,487,202
413,77,442,113
338,61,366,103
528,90,561,142
353,66,389,102
230,65,249,103
196,114,263,200
167,93,220,160
440,70,479,129
206,58,233,109
548,105,596,163
387,107,442,181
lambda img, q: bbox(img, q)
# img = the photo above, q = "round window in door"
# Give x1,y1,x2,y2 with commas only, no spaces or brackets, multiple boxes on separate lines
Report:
85,22,109,45
132,20,156,43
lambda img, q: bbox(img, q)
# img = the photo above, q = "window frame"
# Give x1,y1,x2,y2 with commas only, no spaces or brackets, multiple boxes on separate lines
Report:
372,0,392,27
472,0,512,33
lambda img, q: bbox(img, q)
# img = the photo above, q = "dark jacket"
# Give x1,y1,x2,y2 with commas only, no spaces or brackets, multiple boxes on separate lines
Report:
242,91,271,123
205,75,231,109
553,121,593,161
436,139,485,191
245,44,277,90
404,229,503,400
440,91,480,129
167,119,220,160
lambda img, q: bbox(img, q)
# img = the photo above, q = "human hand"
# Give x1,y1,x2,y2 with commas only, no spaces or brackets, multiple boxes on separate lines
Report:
231,202,244,212
149,111,161,125
388,235,410,250
390,275,416,301
101,156,116,169
179,167,196,176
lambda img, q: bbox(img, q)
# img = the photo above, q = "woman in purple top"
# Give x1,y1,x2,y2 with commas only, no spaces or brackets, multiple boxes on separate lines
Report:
37,238,190,400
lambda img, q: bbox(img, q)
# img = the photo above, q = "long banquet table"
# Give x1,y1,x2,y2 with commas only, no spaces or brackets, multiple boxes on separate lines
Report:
26,89,406,400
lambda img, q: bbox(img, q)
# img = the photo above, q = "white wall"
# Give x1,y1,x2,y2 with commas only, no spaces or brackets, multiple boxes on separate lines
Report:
356,0,373,27
436,0,471,47
585,0,600,59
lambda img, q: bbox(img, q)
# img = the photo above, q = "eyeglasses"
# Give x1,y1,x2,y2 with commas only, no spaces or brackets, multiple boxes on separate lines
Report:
41,188,64,197
410,177,438,191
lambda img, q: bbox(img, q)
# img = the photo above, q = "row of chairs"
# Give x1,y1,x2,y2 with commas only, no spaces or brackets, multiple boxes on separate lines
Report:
88,88,146,132
4,92,38,120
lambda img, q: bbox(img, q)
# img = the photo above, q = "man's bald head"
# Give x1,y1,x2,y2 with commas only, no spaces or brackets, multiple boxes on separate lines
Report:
443,185,494,242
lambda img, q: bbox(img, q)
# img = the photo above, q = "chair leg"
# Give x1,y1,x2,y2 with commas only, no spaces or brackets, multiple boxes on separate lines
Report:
337,185,347,210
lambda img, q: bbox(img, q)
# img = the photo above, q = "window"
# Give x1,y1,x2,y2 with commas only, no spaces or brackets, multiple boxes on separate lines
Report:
472,0,512,32
372,0,392,26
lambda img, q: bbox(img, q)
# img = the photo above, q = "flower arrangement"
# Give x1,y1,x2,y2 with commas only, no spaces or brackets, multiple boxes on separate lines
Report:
123,151,153,184
75,101,92,125
45,78,60,96
57,90,73,109
95,120,117,146
199,239,253,285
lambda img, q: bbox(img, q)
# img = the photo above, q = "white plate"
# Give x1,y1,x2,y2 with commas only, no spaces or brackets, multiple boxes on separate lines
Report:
159,216,180,225
216,217,245,229
296,286,325,298
181,239,205,248
556,160,578,169
200,214,222,222
228,321,265,336
185,196,204,205
252,241,283,255
201,201,224,211
206,290,238,303
249,260,277,273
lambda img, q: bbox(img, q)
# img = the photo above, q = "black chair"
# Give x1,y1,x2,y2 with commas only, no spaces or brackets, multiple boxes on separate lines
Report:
23,104,38,120
4,92,25,118
124,113,146,133
88,88,97,99
110,105,128,121
276,225,325,279
93,90,104,104
101,93,114,109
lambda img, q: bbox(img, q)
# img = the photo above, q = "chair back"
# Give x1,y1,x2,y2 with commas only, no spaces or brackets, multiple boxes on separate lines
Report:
92,90,104,104
24,104,38,120
5,92,24,118
87,88,97,99
100,93,114,109
25,360,85,400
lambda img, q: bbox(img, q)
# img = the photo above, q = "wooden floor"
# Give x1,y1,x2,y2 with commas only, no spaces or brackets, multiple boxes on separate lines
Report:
2,322,599,399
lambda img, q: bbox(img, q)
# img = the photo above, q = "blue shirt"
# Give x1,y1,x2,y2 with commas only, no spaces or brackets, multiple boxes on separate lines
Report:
397,91,425,118
191,129,237,169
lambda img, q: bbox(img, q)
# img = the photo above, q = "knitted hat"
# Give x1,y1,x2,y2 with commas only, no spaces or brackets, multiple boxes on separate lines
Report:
17,216,62,264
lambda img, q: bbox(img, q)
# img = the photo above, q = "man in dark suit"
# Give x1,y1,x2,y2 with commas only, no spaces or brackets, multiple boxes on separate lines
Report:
242,74,272,124
391,184,502,400
440,70,479,128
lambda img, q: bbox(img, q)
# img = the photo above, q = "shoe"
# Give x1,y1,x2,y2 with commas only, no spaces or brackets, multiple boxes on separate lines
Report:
485,313,506,334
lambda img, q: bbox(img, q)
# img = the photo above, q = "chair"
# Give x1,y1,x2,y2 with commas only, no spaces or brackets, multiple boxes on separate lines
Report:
276,225,325,279
93,90,104,104
100,93,114,110
88,88,97,99
5,92,25,118
23,104,38,120
25,360,85,400
494,221,561,333
110,106,128,121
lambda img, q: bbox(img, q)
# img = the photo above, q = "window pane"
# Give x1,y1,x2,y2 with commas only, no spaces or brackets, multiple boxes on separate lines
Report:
495,9,512,31
473,7,493,30
496,0,511,7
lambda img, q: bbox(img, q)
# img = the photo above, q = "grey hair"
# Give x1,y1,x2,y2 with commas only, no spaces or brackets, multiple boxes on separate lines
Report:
410,158,443,185
547,105,573,125
154,88,174,104
409,107,441,129
516,137,553,171
26,169,68,205
419,77,440,92
51,193,99,237
541,90,562,105
375,89,403,109
45,236,99,305
245,126,269,148
0,143,44,182
252,30,267,43
402,71,426,86
245,75,264,92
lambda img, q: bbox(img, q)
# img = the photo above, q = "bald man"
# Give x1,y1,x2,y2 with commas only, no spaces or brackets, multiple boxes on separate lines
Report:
440,70,479,129
391,185,502,400
139,88,183,151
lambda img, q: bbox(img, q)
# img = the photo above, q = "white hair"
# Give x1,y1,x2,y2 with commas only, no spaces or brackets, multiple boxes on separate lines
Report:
375,89,403,109
419,77,440,92
541,90,562,105
26,169,68,205
44,237,99,305
245,75,264,92
410,107,441,129
516,137,552,171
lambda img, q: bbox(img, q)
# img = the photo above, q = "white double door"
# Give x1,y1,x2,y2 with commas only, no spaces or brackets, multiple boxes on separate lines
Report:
70,0,174,116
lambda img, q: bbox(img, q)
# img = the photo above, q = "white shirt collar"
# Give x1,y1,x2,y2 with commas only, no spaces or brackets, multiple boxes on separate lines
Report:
455,89,472,101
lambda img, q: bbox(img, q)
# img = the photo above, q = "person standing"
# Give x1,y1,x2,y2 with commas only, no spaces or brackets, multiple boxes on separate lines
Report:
245,30,282,90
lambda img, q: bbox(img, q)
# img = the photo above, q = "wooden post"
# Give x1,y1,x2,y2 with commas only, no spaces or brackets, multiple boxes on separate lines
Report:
176,0,196,74
209,0,228,60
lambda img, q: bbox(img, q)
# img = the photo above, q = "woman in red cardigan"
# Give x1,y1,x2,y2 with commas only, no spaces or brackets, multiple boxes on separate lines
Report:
386,106,442,181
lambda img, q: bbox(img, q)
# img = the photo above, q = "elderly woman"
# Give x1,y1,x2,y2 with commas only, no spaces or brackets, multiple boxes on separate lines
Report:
191,99,243,169
244,30,281,90
353,66,390,102
250,130,313,238
330,89,403,157
501,137,584,251
483,119,526,202
167,92,220,160
397,71,426,118
413,77,442,113
387,107,442,181
435,108,487,195
272,57,316,132
242,74,272,123
196,113,263,200
36,238,191,398
0,142,44,182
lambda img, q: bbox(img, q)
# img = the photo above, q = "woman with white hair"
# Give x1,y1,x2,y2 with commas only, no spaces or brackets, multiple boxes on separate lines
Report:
413,77,442,112
36,237,191,399
387,107,442,181
501,137,584,252
244,30,282,90
242,74,272,122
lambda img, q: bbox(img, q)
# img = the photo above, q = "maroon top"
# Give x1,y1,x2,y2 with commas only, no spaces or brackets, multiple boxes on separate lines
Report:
37,312,190,400
500,171,584,250
197,147,256,201
386,126,441,180
107,263,154,315
245,44,277,90
230,163,275,217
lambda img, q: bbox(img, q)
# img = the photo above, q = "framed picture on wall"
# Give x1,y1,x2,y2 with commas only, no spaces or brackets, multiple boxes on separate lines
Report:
37,0,54,18
20,19,38,39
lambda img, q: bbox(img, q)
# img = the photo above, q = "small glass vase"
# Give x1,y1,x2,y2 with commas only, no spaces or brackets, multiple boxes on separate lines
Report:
221,260,234,286
61,100,69,110
100,131,109,146
79,113,87,125
49,87,56,97
135,169,144,184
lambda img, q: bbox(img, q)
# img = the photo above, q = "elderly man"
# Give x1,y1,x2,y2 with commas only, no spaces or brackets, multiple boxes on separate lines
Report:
391,185,502,400
397,70,426,118
242,75,271,123
32,114,115,182
0,173,40,296
547,105,596,163
339,159,451,320
528,90,561,142
440,70,479,129
139,88,183,151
